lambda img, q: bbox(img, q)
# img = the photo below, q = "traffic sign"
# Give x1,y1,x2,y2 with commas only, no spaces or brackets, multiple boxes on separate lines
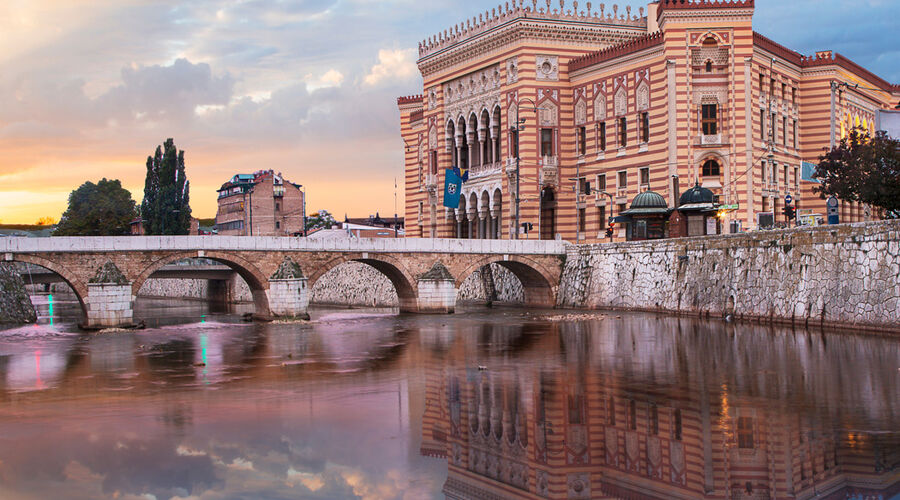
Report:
784,194,793,205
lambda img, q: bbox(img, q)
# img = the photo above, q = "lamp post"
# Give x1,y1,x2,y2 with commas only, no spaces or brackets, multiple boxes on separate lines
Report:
298,184,307,237
598,191,614,241
512,96,541,240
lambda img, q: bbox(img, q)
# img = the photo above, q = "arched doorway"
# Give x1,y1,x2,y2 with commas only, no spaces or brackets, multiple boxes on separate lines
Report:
540,187,556,241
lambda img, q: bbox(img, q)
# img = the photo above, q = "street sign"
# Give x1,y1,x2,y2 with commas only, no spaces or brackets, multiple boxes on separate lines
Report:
827,196,839,224
784,194,793,205
721,204,739,210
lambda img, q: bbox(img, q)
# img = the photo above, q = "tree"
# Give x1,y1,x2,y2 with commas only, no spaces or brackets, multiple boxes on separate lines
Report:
814,128,900,217
305,210,337,232
34,216,57,226
141,138,192,234
54,179,137,236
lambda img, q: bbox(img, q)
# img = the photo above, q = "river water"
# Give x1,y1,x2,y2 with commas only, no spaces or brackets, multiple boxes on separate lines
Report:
0,296,898,500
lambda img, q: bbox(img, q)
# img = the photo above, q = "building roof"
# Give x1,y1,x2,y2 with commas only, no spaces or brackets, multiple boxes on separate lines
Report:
621,190,670,215
679,183,715,206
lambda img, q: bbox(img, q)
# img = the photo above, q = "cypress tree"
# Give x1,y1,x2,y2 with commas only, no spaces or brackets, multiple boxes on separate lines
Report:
141,138,192,234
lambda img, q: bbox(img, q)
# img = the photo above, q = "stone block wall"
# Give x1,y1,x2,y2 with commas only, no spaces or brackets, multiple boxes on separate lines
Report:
558,220,900,331
85,283,134,328
415,279,456,313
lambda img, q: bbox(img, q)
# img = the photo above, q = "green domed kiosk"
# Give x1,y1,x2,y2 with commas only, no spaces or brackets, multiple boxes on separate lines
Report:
619,190,671,240
669,183,722,237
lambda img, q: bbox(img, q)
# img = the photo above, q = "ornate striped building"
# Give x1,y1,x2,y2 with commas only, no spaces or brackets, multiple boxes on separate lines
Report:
398,0,900,241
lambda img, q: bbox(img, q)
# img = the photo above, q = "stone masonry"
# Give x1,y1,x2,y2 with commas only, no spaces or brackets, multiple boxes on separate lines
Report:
558,220,900,332
1,237,565,327
0,263,37,324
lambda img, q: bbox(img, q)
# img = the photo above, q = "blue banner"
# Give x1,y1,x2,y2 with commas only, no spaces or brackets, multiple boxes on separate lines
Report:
443,168,462,208
452,165,469,183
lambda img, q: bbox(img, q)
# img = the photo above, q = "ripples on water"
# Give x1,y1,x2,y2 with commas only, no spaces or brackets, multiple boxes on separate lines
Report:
0,298,897,499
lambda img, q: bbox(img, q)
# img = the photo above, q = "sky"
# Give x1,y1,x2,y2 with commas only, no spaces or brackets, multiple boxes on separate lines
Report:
0,0,898,224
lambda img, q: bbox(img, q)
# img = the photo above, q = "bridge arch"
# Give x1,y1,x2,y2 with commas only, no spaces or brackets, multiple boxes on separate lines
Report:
308,254,419,313
132,251,272,318
10,254,88,319
454,255,558,308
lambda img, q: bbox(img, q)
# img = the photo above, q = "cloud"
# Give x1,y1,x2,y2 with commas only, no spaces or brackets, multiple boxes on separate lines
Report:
364,48,418,87
98,58,234,123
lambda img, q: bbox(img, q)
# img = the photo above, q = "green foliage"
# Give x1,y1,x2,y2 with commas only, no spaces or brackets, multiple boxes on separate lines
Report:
54,179,137,236
305,210,337,232
141,138,193,234
815,128,900,218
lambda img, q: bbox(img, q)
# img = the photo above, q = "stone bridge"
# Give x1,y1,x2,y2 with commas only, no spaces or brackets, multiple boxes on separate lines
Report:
1,237,567,328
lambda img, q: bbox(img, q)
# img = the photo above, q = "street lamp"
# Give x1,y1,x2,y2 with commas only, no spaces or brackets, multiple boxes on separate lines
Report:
512,97,542,240
298,184,307,237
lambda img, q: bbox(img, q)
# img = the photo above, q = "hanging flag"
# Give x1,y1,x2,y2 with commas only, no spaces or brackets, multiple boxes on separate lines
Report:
452,165,469,183
443,168,462,208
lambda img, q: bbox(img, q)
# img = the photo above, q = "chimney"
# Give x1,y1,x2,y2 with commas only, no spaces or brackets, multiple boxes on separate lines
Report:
647,2,659,32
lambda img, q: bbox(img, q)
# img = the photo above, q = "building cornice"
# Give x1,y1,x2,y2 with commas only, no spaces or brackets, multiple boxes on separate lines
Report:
418,15,647,78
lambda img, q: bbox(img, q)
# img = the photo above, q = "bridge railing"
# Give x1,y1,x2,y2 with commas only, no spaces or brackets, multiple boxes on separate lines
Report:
0,236,569,255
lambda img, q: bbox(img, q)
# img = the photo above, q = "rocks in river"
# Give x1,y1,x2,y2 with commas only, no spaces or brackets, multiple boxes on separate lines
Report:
0,263,37,324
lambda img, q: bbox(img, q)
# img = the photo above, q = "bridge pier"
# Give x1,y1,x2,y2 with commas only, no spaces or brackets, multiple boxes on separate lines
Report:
415,262,457,314
84,283,134,329
267,278,310,320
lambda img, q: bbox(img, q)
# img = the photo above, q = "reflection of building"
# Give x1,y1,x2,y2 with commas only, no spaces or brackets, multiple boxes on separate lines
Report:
399,1,900,241
215,170,304,236
425,320,900,500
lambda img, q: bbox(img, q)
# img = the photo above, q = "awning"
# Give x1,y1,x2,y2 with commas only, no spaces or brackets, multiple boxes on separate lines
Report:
610,215,631,223
678,202,716,211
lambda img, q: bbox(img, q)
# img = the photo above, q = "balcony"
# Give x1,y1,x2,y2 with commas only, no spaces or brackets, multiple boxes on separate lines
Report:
700,134,722,146
425,173,438,189
469,161,502,179
539,156,559,187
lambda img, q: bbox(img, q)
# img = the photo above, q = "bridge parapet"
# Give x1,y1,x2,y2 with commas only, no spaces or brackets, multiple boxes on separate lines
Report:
0,236,568,255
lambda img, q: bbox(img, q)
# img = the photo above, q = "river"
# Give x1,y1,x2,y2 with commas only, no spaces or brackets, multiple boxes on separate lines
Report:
0,295,897,499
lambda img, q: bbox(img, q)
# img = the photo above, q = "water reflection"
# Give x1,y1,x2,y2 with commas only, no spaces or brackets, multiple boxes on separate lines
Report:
424,315,900,500
0,306,896,499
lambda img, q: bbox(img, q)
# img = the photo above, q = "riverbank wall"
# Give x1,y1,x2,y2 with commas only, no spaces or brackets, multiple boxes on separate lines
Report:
136,261,524,307
558,220,900,332
0,263,37,324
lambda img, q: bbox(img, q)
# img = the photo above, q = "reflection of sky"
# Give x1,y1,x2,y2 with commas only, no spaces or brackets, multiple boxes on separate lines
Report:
0,367,445,499
1,309,899,498
4,348,66,391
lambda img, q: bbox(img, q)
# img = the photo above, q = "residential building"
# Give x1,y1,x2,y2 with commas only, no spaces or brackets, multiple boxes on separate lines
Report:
398,0,900,241
215,170,305,236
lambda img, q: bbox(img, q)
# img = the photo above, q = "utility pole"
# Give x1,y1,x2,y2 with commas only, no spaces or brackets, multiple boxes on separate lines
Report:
512,96,540,239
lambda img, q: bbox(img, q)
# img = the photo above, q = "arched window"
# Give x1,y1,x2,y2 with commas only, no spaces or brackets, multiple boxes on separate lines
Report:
702,159,721,177
705,61,713,73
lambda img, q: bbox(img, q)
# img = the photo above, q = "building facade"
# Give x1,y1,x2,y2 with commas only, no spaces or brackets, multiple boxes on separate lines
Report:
215,170,305,236
398,0,900,241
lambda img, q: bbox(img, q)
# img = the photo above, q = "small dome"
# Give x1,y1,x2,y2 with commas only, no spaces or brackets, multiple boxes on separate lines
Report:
679,183,715,205
631,190,667,209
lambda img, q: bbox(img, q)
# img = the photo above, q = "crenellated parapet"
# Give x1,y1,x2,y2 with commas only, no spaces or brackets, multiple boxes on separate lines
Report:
418,0,646,60
656,0,754,16
569,30,664,72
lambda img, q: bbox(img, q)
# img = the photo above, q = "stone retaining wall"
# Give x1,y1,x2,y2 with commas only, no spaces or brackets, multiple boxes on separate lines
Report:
136,261,525,307
558,220,900,332
0,263,37,324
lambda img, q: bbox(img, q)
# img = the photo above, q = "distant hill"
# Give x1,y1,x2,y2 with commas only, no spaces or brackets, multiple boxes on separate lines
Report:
0,225,56,237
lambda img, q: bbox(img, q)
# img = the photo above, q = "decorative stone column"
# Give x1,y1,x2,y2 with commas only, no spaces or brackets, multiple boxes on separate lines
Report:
84,260,134,329
416,261,456,314
267,257,310,320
